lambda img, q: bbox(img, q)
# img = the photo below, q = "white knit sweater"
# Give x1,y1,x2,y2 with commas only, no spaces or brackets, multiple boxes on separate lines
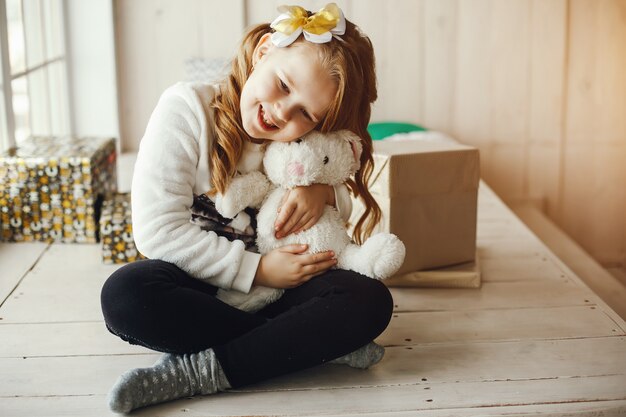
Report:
131,82,352,294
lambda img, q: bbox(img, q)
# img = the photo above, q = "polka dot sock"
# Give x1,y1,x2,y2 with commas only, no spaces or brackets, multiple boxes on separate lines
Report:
328,341,385,369
107,348,231,413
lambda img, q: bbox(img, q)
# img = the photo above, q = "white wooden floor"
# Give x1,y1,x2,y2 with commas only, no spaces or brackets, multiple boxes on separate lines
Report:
1,183,626,416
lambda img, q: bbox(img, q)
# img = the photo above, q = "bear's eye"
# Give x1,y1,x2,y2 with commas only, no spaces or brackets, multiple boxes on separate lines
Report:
323,156,329,165
295,138,303,144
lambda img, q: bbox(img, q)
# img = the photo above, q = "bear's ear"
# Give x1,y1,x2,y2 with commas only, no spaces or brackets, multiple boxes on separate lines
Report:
342,130,363,164
349,140,360,163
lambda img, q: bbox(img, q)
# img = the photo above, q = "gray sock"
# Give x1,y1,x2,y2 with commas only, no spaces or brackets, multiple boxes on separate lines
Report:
329,341,385,369
107,348,231,413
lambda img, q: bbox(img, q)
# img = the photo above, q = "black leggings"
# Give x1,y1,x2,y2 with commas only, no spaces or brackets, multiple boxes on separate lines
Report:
100,259,393,388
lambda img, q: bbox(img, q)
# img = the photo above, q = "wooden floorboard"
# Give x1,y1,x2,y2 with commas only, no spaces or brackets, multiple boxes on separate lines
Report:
0,181,625,416
0,242,49,307
3,397,626,417
125,375,626,416
0,244,120,323
514,204,626,321
0,321,153,357
0,268,597,325
2,341,625,402
390,279,594,311
479,257,567,282
379,306,623,346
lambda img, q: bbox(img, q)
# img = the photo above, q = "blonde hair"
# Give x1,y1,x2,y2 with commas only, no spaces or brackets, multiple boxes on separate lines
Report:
210,18,380,245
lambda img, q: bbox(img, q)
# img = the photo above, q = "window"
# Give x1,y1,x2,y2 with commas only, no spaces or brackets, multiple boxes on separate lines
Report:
0,0,71,152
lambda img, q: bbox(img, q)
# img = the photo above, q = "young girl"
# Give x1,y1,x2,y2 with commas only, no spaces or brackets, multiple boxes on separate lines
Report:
101,3,393,413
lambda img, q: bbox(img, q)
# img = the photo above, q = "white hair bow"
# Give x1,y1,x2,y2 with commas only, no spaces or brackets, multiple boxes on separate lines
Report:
270,3,346,47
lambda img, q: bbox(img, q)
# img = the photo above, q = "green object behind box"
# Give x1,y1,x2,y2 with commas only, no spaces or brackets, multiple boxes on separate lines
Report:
367,122,427,140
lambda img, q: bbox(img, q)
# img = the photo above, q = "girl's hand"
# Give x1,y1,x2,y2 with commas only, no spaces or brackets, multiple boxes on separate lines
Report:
274,184,335,238
253,244,337,288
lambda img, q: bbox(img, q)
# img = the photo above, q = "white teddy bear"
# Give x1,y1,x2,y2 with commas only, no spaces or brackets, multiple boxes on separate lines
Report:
215,130,406,313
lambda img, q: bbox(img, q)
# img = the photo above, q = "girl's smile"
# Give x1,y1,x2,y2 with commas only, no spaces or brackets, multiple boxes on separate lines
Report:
258,104,279,131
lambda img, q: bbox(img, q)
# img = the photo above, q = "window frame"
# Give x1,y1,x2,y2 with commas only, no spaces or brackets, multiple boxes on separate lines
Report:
0,0,72,152
0,0,16,151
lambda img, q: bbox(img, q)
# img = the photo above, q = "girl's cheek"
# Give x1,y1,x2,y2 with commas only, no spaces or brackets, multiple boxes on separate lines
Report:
264,76,273,88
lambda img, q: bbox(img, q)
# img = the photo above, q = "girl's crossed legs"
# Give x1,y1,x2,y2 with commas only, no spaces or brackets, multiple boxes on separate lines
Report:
100,258,393,389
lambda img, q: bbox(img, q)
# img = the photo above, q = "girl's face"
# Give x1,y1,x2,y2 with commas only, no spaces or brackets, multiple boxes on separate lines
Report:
240,34,337,142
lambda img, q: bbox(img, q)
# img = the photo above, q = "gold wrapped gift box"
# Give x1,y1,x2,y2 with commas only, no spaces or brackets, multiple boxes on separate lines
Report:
350,135,481,288
100,193,146,264
0,136,117,243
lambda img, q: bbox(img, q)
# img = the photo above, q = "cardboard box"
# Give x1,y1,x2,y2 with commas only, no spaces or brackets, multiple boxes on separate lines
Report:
350,137,480,275
0,136,117,243
100,193,146,264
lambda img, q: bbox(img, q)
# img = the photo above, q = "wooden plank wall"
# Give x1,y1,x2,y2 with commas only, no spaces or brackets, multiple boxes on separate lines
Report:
113,0,244,155
114,0,626,268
